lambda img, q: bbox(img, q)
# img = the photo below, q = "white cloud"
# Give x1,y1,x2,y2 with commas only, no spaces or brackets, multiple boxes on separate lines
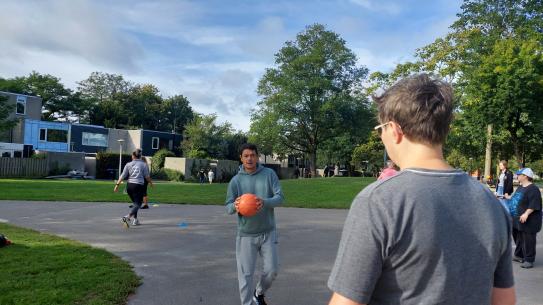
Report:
348,0,402,14
0,0,143,72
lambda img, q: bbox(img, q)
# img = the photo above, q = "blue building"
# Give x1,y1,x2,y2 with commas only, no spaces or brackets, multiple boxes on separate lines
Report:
24,119,70,152
70,124,109,153
141,130,182,156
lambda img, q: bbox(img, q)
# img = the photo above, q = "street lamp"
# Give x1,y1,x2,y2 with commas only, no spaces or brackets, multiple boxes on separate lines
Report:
117,139,124,179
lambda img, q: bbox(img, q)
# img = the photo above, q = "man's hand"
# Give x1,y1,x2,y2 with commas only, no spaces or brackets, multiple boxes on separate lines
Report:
114,184,119,192
256,197,264,211
234,197,241,212
520,212,529,223
504,194,512,200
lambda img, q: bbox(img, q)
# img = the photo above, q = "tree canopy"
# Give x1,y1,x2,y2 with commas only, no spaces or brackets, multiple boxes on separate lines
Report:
250,24,373,176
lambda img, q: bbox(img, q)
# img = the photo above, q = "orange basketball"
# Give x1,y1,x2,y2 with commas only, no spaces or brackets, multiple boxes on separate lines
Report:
238,193,259,217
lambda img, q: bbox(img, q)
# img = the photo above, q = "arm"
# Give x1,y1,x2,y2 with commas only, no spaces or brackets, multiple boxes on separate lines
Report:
491,287,516,305
225,179,239,215
114,165,129,192
329,292,366,305
263,171,284,208
504,171,514,196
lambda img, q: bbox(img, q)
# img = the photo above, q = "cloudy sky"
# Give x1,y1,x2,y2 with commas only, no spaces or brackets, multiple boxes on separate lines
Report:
1,0,461,131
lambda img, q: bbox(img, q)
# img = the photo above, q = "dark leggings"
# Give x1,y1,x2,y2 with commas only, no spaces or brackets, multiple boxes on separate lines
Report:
513,227,537,263
127,183,145,218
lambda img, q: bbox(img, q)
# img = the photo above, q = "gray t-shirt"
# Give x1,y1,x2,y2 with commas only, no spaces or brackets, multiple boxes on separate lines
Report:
328,168,513,305
120,159,150,185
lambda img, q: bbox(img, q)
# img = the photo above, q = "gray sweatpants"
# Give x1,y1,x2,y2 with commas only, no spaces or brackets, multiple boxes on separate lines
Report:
236,230,278,305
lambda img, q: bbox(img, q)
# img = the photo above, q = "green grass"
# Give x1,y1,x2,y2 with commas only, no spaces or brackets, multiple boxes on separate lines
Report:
0,177,375,209
0,223,140,305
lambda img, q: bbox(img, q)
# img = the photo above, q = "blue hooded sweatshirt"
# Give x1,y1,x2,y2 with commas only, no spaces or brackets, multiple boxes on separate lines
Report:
226,163,284,236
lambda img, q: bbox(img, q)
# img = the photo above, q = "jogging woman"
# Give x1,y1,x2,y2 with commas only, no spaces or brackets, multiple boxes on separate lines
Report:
114,149,153,227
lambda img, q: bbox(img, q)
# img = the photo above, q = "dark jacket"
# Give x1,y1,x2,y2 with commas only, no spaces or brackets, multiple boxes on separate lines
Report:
495,169,514,196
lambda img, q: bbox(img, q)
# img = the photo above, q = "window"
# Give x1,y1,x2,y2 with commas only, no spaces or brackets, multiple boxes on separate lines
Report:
16,96,26,115
152,137,159,149
1,152,10,158
47,129,68,143
82,132,108,147
14,151,22,158
39,128,47,141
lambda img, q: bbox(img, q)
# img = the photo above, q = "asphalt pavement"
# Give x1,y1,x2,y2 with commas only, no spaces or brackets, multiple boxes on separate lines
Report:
0,200,541,305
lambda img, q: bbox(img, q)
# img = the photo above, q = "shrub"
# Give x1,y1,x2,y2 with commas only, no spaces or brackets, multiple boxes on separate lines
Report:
151,168,184,182
48,161,72,176
164,168,184,182
151,149,175,174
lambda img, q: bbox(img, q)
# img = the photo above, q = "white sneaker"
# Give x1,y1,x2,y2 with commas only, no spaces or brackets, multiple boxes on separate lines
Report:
132,218,140,226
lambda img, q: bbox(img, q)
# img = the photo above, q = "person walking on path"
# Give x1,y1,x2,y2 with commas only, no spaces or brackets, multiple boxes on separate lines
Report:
208,168,215,184
327,74,515,305
226,143,284,305
114,149,153,227
377,160,398,180
198,169,206,184
505,168,542,269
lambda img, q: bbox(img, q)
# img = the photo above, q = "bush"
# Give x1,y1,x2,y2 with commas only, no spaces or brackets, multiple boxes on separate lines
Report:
151,149,175,174
96,152,132,179
151,168,184,182
31,153,47,159
48,161,72,176
164,169,184,182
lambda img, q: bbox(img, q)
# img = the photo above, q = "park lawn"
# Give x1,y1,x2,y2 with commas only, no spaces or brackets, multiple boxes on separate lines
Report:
0,223,140,305
0,177,374,209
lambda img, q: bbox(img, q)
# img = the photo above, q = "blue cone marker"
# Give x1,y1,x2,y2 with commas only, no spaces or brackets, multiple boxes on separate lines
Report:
178,221,188,228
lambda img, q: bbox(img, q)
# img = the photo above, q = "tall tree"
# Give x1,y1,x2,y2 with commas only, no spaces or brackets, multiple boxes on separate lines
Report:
251,24,371,177
78,72,132,126
162,95,194,134
369,0,543,166
0,95,18,133
182,114,233,159
0,72,76,121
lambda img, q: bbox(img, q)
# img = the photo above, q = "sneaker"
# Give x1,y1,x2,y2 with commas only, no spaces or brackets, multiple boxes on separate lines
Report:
253,290,267,305
129,205,134,208
141,205,149,209
132,218,140,226
121,216,130,228
512,256,524,263
521,261,534,269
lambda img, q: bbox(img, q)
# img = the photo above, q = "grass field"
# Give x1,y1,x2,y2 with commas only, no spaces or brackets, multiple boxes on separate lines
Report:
0,177,375,209
0,223,140,305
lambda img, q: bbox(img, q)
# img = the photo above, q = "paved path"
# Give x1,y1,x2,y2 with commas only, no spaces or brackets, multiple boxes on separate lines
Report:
0,201,542,305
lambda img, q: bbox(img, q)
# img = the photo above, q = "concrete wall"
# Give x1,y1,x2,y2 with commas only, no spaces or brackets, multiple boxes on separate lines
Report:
107,129,139,155
164,157,239,182
44,151,86,172
128,130,142,151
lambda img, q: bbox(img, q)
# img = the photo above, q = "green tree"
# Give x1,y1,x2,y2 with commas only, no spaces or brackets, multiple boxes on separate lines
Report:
182,114,233,159
161,95,194,134
0,95,18,133
251,24,371,177
0,72,78,121
369,0,543,166
351,131,385,176
78,72,132,126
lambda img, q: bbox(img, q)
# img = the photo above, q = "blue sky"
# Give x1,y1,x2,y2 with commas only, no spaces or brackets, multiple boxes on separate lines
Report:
1,0,462,131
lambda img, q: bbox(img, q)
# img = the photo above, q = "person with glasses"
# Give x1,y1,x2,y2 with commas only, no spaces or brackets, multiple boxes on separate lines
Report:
327,74,515,305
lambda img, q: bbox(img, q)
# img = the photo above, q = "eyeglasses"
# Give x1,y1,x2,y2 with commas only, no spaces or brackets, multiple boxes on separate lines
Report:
374,121,392,135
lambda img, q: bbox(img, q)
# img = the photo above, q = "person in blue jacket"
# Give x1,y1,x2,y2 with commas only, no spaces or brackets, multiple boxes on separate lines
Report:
226,143,284,305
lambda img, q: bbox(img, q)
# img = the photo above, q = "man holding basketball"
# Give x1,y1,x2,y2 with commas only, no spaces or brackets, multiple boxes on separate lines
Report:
226,143,284,305
327,74,515,305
